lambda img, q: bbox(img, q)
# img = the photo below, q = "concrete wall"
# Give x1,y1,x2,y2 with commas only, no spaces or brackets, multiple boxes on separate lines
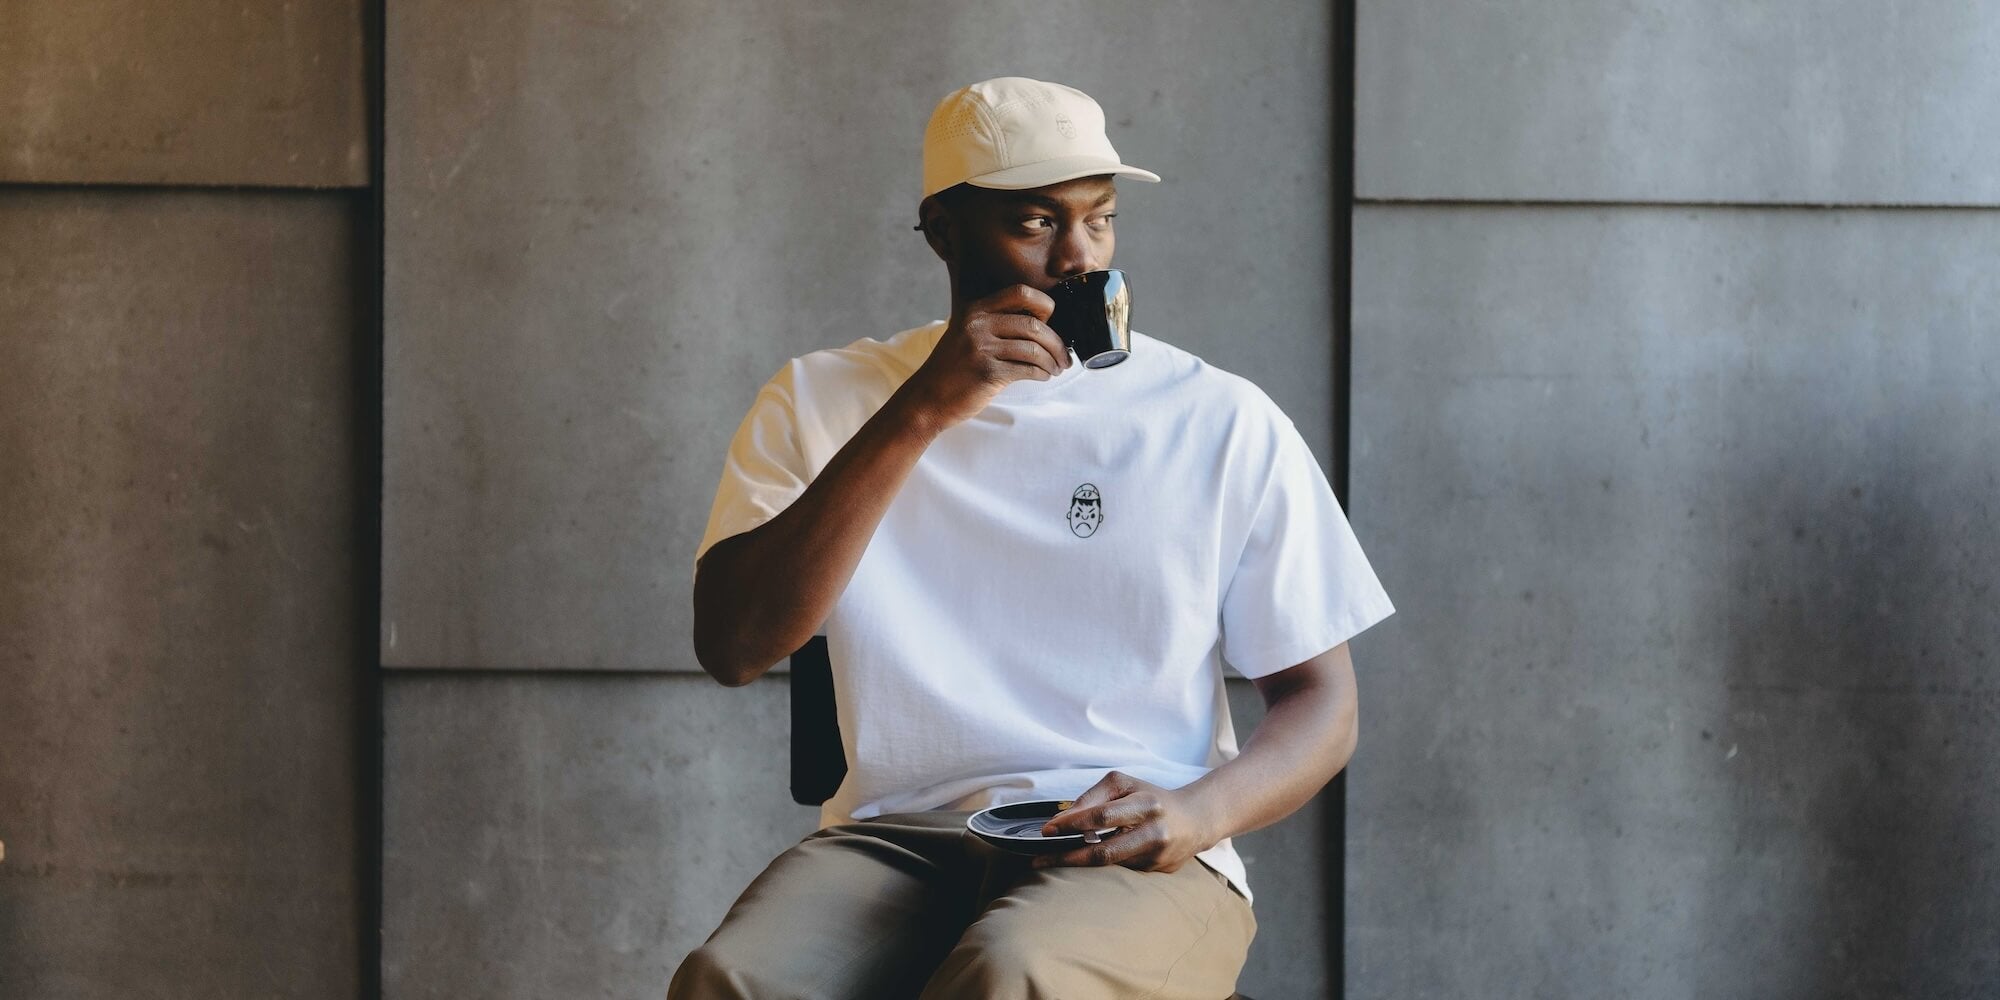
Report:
0,1,367,187
0,3,371,995
381,0,1351,995
1348,3,2000,997
1356,2,2000,205
0,190,368,994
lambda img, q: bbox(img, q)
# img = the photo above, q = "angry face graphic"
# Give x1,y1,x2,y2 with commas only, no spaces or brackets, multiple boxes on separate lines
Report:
1067,483,1104,538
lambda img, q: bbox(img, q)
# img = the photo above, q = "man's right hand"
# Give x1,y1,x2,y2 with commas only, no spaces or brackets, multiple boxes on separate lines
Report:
896,284,1072,429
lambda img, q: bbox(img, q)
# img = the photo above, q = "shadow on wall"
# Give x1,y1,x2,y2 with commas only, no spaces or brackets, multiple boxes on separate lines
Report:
1712,396,1999,997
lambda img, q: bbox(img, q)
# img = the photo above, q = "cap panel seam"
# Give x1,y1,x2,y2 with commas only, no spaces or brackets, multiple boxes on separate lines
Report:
971,97,1006,167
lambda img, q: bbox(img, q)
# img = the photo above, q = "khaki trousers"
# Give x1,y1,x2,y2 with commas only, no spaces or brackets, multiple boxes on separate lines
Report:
666,810,1256,1000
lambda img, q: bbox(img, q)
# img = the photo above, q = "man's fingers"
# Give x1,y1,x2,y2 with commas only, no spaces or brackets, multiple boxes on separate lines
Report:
1037,838,1120,869
1045,799,1112,835
980,283,1057,321
1042,776,1130,834
981,317,1069,371
1034,825,1154,870
959,287,1068,368
1024,320,1072,370
1069,796,1155,836
1052,776,1120,822
1083,770,1139,803
990,337,1064,379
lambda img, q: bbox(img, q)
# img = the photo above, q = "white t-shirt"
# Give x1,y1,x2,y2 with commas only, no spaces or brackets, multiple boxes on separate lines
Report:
695,320,1395,905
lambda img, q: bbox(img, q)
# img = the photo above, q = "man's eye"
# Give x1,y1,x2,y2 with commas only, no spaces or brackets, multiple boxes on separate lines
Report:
1089,213,1118,229
1021,216,1054,231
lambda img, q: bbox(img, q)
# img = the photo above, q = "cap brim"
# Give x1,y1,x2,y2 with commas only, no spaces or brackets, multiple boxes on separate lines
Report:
966,155,1162,190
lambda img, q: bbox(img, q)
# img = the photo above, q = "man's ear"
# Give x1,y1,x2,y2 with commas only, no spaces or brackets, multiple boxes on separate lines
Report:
917,196,955,263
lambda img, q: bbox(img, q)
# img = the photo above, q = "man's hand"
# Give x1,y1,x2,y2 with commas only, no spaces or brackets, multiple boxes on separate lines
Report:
896,284,1071,429
1023,646,1359,868
1031,771,1220,874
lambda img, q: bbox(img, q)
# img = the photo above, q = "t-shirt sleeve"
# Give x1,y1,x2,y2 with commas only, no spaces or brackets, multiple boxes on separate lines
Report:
1218,418,1396,679
692,373,812,577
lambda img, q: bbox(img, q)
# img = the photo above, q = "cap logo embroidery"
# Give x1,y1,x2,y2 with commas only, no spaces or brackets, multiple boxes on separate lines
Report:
1054,112,1077,138
1067,483,1103,538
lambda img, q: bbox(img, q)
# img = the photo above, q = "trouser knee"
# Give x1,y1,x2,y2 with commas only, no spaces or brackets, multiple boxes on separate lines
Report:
921,934,1058,1000
667,941,802,1000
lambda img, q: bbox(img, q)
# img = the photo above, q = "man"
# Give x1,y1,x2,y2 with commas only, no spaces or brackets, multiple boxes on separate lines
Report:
672,77,1393,999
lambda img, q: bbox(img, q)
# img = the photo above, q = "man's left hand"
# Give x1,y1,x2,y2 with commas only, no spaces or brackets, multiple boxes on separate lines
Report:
1032,771,1219,873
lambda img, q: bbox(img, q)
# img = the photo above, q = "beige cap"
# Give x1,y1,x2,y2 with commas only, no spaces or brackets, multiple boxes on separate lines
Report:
921,77,1161,199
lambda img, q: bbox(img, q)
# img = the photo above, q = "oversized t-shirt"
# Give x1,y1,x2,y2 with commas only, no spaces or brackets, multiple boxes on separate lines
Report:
694,320,1395,905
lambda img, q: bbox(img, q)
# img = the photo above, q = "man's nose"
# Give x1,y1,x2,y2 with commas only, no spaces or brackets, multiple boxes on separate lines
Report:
1048,224,1102,279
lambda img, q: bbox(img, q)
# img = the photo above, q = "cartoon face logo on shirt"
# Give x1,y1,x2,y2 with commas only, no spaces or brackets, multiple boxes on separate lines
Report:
1067,483,1104,538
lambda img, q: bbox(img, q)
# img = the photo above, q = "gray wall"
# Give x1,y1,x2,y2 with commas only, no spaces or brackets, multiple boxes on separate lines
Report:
381,0,1350,995
0,3,370,996
1348,3,2000,997
21,4,1979,998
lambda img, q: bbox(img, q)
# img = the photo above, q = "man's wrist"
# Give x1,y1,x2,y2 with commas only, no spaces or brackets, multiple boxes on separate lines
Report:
1178,777,1236,848
881,381,950,443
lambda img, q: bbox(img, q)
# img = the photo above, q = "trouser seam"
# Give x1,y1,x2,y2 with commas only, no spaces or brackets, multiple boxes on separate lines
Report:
1133,871,1229,1000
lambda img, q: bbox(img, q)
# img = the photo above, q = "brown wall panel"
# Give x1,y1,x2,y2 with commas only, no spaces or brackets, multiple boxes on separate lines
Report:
0,188,364,996
1,1,368,187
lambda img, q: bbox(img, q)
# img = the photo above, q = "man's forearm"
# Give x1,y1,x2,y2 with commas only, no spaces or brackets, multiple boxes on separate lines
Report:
1180,648,1359,843
691,388,944,685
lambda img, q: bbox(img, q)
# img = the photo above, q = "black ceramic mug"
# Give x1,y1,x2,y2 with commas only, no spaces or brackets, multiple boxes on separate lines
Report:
1046,268,1133,369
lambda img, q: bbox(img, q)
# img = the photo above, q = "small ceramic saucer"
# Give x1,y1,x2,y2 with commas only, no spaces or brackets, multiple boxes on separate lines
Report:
966,800,1119,856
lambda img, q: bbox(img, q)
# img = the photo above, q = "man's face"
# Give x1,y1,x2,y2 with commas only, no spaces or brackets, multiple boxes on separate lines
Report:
934,175,1118,302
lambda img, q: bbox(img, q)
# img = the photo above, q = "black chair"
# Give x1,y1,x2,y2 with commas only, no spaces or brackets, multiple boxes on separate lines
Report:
786,639,1254,1000
788,636,846,806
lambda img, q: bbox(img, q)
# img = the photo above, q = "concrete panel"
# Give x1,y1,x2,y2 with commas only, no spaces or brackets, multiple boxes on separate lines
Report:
1347,204,2000,997
381,674,838,999
1225,678,1338,998
384,675,1334,997
0,0,368,187
383,0,1338,670
1355,2,2000,205
0,189,362,995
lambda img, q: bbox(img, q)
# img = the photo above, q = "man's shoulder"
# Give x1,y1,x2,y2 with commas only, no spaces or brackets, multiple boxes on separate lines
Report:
796,322,944,381
1129,332,1291,426
759,321,945,408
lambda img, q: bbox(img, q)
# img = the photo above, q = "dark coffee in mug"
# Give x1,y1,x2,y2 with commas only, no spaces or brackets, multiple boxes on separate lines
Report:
1046,268,1133,369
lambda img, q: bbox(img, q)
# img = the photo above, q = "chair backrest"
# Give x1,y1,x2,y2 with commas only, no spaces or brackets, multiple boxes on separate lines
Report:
788,636,847,805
